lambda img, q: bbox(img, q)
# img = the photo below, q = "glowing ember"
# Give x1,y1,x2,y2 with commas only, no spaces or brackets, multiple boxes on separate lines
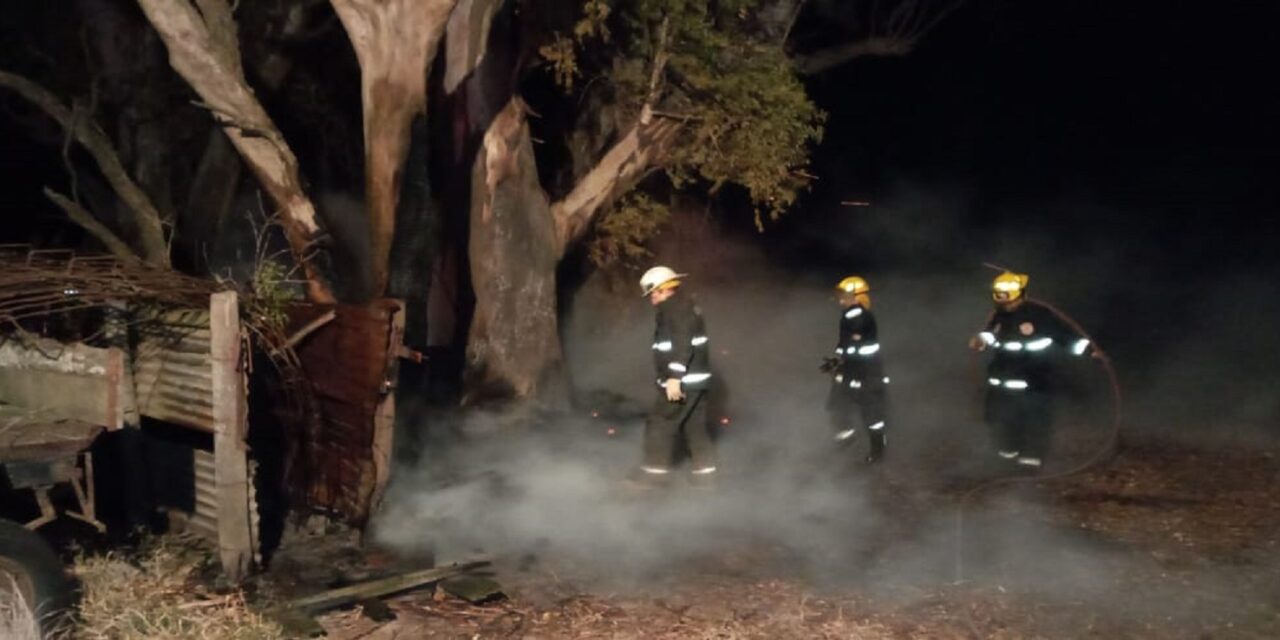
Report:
606,427,617,436
591,411,599,418
719,417,731,426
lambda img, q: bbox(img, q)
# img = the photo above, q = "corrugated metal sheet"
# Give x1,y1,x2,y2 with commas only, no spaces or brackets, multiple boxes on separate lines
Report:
133,309,216,432
192,448,260,561
136,301,258,573
286,300,402,525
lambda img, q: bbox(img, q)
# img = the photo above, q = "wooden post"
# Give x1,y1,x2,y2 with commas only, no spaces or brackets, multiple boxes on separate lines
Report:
210,291,253,581
104,300,137,430
366,301,405,526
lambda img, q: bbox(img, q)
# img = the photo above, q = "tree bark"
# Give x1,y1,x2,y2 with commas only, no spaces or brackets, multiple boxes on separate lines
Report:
387,116,435,347
331,0,457,298
464,99,566,404
0,70,170,267
136,0,335,302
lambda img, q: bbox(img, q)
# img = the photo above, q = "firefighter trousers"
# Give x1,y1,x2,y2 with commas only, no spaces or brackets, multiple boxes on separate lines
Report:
984,388,1053,460
644,389,715,471
827,382,888,456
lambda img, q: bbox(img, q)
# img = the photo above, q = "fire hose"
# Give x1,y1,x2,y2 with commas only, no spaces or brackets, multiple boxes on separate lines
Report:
952,295,1124,639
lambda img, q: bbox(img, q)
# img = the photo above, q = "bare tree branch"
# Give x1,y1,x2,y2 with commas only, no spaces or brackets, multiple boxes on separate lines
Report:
551,117,680,254
43,188,140,262
136,0,335,302
790,0,961,74
552,16,679,253
0,69,170,267
639,16,670,126
792,35,913,73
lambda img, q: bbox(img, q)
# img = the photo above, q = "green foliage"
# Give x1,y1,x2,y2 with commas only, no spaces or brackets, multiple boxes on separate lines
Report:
615,0,825,226
587,191,670,266
539,34,581,89
548,0,826,260
538,0,612,91
664,35,824,229
249,259,297,332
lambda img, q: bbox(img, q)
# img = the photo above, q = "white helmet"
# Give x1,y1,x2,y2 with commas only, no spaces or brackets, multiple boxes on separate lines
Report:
639,265,687,296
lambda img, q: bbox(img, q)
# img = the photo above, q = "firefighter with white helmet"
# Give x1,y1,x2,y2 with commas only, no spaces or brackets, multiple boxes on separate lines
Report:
970,271,1098,471
822,275,889,463
634,265,717,483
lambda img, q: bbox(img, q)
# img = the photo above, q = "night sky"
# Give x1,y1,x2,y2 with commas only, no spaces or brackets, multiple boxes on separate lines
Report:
792,0,1280,271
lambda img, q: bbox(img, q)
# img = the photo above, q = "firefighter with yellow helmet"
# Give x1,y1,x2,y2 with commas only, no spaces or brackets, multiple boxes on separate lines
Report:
822,275,889,463
970,271,1097,471
633,265,717,484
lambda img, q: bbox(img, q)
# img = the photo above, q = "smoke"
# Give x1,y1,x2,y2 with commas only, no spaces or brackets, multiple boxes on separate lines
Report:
205,192,373,300
372,182,1277,629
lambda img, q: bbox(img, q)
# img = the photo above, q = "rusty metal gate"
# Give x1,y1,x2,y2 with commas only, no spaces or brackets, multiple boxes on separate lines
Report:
285,300,404,526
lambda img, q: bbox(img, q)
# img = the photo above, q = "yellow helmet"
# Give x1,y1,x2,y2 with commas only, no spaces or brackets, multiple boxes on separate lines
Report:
835,276,870,294
992,271,1029,303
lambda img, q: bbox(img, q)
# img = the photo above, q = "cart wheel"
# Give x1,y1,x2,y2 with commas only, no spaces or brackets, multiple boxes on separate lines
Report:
0,519,74,636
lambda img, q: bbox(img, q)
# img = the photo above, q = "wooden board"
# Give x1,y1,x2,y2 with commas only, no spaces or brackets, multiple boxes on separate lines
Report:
0,337,124,430
0,405,103,462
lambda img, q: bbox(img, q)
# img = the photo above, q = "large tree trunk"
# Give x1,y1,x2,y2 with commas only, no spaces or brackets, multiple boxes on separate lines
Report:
331,0,456,299
137,0,335,302
457,1,676,407
464,101,678,406
387,116,436,347
464,99,566,405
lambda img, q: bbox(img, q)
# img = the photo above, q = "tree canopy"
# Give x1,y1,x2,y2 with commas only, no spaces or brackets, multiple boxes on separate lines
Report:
540,0,826,264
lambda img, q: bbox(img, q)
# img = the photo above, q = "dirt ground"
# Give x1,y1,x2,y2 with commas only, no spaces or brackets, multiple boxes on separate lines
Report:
253,440,1280,639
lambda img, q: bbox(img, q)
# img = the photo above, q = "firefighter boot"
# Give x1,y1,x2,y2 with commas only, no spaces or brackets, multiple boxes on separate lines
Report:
866,431,886,464
624,466,673,491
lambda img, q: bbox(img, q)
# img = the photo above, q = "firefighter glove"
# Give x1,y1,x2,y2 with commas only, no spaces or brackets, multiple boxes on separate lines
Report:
820,357,840,373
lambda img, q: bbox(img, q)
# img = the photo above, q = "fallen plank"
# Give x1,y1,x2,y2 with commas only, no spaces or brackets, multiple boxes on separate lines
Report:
441,575,506,604
284,560,489,615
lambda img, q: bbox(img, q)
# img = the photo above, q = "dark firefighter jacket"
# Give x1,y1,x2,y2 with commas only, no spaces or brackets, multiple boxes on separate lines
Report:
831,304,886,387
652,292,712,391
979,301,1093,392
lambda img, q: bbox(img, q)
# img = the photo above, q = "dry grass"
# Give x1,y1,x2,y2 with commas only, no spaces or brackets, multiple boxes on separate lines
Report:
73,535,282,640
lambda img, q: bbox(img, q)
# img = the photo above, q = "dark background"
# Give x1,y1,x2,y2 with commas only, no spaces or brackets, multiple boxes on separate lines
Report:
788,0,1280,269
2,0,1277,436
770,0,1280,438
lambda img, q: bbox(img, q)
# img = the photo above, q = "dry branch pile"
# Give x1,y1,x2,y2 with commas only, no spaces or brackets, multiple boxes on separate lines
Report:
0,247,217,326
